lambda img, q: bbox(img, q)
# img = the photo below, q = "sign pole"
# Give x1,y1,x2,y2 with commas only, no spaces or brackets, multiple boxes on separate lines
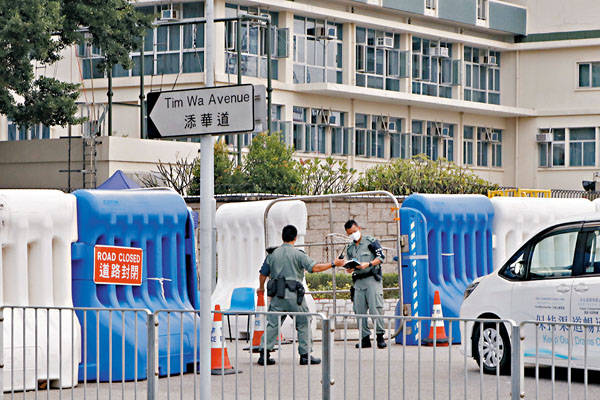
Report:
200,0,215,398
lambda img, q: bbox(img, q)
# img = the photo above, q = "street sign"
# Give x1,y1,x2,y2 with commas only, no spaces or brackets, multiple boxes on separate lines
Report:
147,84,255,138
94,245,143,286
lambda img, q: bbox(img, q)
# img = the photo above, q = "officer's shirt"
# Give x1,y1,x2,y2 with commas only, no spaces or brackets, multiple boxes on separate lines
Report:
346,235,385,289
260,243,316,282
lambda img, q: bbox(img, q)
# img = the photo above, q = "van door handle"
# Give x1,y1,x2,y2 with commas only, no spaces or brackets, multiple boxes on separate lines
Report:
574,284,589,293
557,285,571,294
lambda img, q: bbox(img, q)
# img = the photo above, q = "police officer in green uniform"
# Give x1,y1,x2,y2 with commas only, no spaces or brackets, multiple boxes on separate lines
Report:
257,224,336,366
338,219,387,349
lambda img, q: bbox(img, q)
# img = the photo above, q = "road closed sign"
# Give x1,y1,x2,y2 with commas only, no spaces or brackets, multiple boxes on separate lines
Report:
94,245,143,286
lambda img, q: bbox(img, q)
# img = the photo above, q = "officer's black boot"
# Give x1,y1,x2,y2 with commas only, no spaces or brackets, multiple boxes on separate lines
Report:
299,353,321,365
257,351,276,365
376,333,387,349
355,335,372,348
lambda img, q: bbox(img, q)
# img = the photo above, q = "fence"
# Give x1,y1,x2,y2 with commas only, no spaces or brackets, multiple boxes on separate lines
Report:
2,307,600,399
494,187,600,200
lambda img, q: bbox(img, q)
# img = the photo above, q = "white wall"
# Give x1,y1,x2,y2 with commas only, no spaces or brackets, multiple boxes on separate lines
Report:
0,137,201,191
525,0,600,34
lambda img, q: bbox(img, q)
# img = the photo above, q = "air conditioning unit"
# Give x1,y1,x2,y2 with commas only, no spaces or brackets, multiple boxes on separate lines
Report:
432,123,450,137
483,128,499,142
430,47,449,58
376,116,390,131
483,55,497,66
536,130,553,143
312,26,336,40
161,6,180,21
317,109,331,125
329,113,340,126
376,36,394,49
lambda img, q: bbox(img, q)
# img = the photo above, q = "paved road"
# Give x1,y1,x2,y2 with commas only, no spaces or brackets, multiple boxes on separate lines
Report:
10,338,600,399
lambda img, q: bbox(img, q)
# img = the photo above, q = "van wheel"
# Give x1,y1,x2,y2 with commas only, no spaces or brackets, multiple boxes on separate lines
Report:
472,321,511,375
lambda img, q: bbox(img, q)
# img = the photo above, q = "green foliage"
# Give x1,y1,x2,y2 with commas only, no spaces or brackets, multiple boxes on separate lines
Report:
0,0,152,127
189,141,245,195
354,154,499,195
305,273,400,299
297,157,357,195
242,133,300,194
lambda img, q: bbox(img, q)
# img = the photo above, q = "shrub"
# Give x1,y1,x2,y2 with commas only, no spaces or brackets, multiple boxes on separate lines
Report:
354,154,498,195
296,157,357,195
242,133,300,194
306,273,400,299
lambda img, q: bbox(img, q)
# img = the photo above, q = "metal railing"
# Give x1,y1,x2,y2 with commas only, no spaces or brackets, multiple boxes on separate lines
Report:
3,307,600,399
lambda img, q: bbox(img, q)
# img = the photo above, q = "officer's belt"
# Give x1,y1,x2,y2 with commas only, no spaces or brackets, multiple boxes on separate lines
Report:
352,266,382,283
267,277,305,305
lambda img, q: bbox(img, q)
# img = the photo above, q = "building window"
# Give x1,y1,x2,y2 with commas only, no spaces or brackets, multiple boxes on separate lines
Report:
491,130,502,167
407,120,455,161
7,121,50,141
79,3,205,79
389,119,406,158
578,62,600,88
477,0,488,21
474,126,502,167
539,129,565,167
412,37,454,99
227,105,286,147
425,121,454,161
293,107,345,154
463,126,474,165
569,127,596,167
293,16,343,84
425,0,437,12
464,46,500,105
355,27,406,91
355,114,385,158
224,5,285,80
330,113,351,155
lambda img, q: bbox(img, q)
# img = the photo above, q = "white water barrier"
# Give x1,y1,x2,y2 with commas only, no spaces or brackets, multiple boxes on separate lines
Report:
0,190,81,391
491,197,596,269
213,200,316,339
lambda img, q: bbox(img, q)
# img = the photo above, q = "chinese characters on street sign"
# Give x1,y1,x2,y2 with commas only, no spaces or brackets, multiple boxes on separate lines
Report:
94,245,143,286
146,84,255,138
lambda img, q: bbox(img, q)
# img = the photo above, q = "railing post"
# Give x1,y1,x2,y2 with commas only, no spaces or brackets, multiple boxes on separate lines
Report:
322,317,332,400
147,313,158,400
0,308,3,399
511,324,523,399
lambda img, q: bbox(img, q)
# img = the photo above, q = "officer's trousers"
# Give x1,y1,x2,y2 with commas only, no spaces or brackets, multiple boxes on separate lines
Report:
260,295,312,355
353,283,385,339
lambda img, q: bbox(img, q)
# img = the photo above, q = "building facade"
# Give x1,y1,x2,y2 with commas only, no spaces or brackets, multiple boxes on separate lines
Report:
1,0,600,191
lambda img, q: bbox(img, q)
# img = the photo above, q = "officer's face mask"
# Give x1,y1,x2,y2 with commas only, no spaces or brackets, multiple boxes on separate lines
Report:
350,230,361,242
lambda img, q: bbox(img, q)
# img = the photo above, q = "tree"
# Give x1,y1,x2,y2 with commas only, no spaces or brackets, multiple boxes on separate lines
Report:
137,156,196,196
242,133,300,194
297,157,357,195
189,140,245,195
0,0,152,128
354,155,498,195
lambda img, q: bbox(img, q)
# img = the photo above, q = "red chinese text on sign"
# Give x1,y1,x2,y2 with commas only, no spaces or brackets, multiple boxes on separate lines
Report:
94,245,143,286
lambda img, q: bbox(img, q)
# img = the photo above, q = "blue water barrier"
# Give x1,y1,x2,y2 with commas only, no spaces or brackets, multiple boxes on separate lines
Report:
396,194,494,344
71,189,199,381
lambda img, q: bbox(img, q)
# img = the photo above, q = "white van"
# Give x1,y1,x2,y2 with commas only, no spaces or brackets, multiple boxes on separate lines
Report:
460,216,600,375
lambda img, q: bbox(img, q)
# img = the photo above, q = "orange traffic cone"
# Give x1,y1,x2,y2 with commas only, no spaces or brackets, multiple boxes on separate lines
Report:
423,291,449,347
246,290,267,352
211,305,238,375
